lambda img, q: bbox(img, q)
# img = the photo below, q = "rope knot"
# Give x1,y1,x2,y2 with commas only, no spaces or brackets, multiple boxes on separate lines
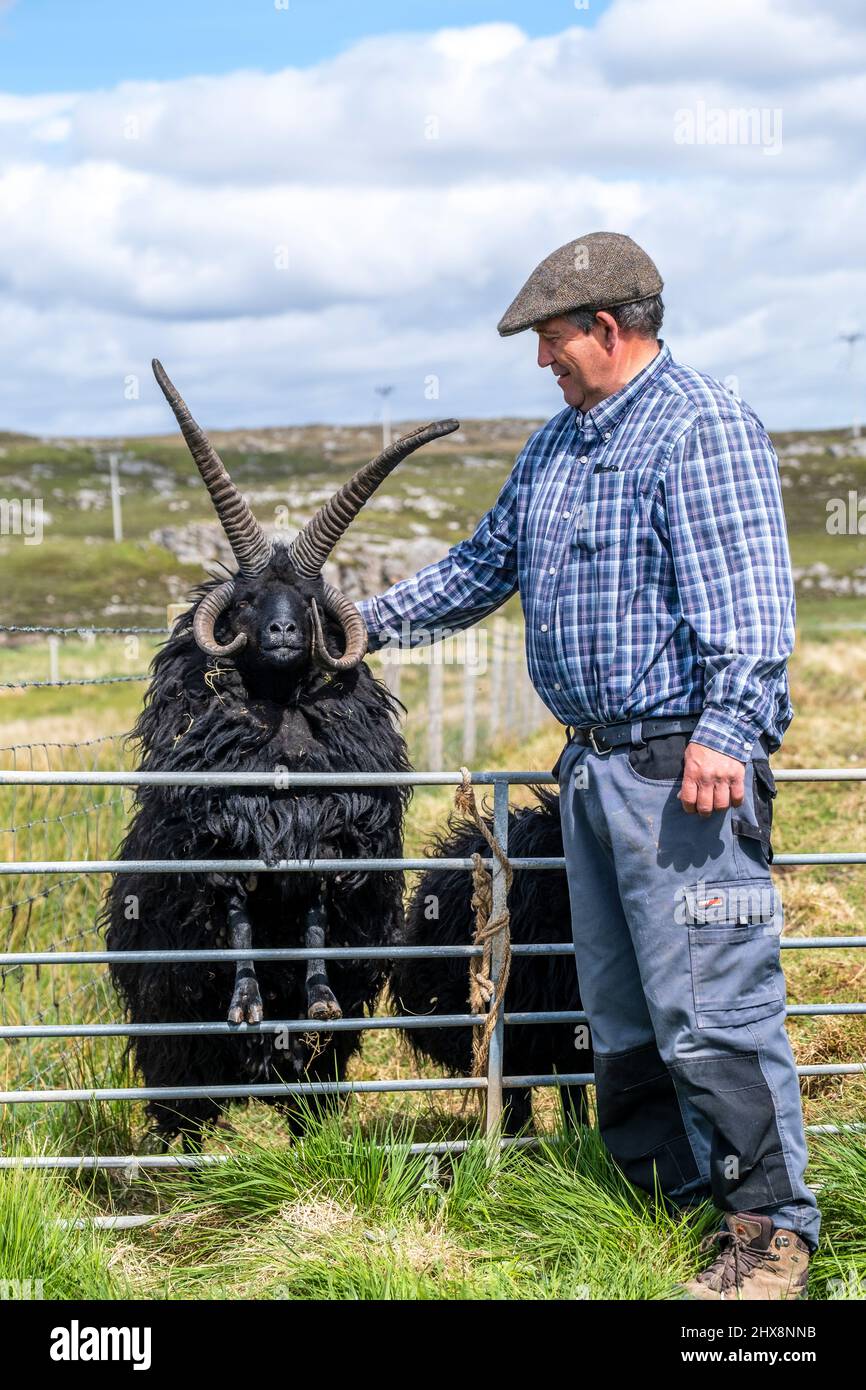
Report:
455,767,513,1081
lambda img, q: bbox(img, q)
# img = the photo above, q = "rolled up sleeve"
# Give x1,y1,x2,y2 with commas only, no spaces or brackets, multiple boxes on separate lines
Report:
662,408,795,761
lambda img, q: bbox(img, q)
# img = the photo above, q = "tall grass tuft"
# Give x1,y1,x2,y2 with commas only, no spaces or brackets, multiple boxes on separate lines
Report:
449,1118,721,1300
0,1158,127,1300
806,1122,866,1299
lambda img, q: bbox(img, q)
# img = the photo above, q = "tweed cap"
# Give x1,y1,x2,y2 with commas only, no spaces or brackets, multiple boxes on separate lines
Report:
497,231,663,337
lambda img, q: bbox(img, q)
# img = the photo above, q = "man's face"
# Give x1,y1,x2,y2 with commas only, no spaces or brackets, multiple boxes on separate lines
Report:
534,315,608,412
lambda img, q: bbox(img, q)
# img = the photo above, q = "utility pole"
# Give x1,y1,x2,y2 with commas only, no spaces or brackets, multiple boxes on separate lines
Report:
108,452,124,542
838,332,863,438
374,385,394,450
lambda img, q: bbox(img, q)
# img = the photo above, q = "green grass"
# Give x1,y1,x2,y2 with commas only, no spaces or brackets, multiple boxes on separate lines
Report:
808,1130,866,1298
116,1102,705,1300
3,422,864,628
4,1099,866,1301
47,1099,862,1301
0,420,865,1298
0,636,863,1274
0,1156,126,1300
0,537,201,629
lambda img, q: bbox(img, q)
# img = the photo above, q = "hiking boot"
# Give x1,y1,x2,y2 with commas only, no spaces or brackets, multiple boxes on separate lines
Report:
679,1212,810,1300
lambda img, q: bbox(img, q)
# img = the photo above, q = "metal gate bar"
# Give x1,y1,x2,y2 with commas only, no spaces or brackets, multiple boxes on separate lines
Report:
4,1065,866,1107
1,766,864,1164
2,1001,865,1040
3,1124,865,1171
2,768,864,784
3,937,864,967
1,852,864,872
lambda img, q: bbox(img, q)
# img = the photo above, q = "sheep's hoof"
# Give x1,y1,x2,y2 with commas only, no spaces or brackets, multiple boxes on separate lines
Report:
227,981,264,1025
308,992,343,1023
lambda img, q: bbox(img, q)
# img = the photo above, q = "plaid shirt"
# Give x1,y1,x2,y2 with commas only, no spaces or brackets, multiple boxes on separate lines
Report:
357,341,795,761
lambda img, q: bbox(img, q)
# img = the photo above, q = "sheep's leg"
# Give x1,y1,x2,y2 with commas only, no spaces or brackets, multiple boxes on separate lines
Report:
502,1086,533,1136
304,891,342,1023
226,885,263,1025
560,1083,591,1131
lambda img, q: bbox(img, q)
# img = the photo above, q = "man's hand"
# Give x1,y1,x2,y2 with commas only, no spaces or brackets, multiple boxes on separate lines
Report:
679,741,746,817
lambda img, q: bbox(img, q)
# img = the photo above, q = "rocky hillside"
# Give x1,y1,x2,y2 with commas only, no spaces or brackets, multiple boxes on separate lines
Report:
0,419,864,630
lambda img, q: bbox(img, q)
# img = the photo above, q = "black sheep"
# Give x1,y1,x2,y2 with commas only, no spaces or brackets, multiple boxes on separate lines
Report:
391,787,592,1135
102,360,457,1143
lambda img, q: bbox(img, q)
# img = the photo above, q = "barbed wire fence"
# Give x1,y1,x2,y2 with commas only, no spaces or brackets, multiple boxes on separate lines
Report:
0,614,550,1117
5,615,863,1166
0,615,549,760
0,733,135,1102
0,621,152,1106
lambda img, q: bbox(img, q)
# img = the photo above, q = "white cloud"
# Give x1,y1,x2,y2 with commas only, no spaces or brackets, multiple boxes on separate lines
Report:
595,0,866,84
0,0,863,434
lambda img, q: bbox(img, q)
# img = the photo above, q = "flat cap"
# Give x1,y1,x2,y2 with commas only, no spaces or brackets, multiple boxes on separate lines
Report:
497,231,663,337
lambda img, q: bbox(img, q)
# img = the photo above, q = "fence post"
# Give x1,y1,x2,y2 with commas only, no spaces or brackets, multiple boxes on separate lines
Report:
484,777,509,1150
504,626,517,736
518,660,531,733
382,651,402,727
533,686,546,729
108,453,123,543
489,619,504,743
47,635,60,684
428,654,443,769
462,654,477,765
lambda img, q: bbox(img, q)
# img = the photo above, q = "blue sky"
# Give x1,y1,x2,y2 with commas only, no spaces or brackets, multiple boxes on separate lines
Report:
1,0,609,93
0,0,863,434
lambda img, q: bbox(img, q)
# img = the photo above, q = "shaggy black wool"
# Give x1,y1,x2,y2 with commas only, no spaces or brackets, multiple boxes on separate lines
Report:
101,567,411,1142
391,788,592,1136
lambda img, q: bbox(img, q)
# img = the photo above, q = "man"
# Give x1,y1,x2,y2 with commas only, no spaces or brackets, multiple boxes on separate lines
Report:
356,231,817,1300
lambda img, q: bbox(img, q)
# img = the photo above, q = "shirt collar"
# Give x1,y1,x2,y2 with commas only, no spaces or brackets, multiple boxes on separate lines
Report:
574,340,672,441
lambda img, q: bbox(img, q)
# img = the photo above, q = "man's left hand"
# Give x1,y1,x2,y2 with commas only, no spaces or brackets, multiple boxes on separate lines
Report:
679,741,746,817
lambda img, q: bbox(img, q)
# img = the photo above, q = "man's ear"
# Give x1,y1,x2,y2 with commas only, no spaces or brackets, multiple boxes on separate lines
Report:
594,310,619,352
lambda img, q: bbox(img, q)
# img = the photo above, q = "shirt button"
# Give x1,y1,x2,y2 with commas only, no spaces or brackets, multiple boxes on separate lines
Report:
579,455,589,464
554,682,561,691
549,566,556,574
563,511,571,519
603,431,611,441
540,624,548,632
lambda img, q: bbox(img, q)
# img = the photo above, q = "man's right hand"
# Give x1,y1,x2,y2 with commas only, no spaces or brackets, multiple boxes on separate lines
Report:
679,741,747,818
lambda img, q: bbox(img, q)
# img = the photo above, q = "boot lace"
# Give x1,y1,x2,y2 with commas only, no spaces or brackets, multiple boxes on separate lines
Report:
696,1227,778,1293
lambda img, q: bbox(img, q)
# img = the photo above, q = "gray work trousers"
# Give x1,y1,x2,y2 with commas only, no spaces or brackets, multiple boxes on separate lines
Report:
556,732,820,1252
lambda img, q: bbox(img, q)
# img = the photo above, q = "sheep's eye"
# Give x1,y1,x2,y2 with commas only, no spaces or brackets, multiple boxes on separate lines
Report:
236,599,251,610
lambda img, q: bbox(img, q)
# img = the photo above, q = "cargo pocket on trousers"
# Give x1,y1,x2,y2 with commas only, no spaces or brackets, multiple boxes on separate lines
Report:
683,878,785,1029
732,757,777,865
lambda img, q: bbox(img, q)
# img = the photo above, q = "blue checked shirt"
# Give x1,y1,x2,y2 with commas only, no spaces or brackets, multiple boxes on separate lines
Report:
356,342,795,761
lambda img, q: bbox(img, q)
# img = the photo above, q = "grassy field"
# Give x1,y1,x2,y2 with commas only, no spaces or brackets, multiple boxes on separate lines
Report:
0,422,865,1300
0,632,864,1300
2,419,865,629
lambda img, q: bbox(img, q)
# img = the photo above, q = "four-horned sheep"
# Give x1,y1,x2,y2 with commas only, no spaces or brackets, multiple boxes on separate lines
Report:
101,359,457,1143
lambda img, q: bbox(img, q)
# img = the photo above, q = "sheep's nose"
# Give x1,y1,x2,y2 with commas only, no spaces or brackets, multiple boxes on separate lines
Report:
268,620,297,638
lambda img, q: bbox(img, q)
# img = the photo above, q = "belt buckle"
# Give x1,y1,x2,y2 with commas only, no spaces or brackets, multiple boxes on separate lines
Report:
588,724,612,756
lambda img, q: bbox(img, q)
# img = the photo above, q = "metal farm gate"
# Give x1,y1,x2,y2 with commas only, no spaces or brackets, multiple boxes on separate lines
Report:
1,764,865,1172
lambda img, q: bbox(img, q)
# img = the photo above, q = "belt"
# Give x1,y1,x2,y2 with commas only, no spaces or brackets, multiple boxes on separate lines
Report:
561,715,701,757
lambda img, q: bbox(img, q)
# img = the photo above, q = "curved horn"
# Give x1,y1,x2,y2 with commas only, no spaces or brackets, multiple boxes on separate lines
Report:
290,418,459,578
152,359,271,577
193,581,246,659
310,582,368,672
